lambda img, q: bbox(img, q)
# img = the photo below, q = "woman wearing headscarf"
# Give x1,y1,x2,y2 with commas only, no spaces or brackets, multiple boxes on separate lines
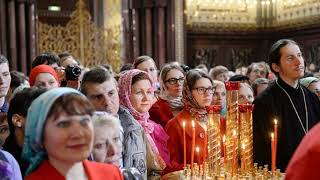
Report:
149,63,185,128
22,87,122,180
29,64,59,90
165,69,214,173
300,77,320,99
118,70,170,171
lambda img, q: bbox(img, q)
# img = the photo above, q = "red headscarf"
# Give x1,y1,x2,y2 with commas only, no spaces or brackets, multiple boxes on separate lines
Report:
29,65,59,86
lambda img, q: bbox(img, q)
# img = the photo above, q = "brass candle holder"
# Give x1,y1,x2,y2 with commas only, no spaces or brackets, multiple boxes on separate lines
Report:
239,104,254,174
162,82,285,180
224,81,240,174
206,105,222,177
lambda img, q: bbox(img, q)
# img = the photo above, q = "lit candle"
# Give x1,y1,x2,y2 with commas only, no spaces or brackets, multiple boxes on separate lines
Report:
274,119,278,169
191,120,196,176
203,125,207,176
242,143,246,172
204,125,207,160
222,135,226,166
196,146,200,164
271,133,275,173
183,121,186,167
232,130,237,176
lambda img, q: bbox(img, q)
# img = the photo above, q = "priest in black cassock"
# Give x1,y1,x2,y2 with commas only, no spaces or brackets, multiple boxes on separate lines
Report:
253,39,320,171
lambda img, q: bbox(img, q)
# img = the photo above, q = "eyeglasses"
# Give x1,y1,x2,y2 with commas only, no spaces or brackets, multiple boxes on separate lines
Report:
193,87,215,95
165,77,184,85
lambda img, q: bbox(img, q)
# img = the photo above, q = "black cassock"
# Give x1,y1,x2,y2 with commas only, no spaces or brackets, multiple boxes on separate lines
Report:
252,77,320,171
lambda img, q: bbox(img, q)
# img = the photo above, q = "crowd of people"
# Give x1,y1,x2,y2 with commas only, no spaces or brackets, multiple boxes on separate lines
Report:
0,39,320,179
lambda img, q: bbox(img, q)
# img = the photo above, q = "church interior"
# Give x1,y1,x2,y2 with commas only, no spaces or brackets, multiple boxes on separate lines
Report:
1,1,320,179
1,0,320,73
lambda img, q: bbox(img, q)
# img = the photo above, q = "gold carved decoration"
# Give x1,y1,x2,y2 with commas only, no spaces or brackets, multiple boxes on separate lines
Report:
37,0,121,71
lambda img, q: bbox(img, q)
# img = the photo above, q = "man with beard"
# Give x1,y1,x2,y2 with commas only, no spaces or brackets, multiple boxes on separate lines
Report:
253,39,320,171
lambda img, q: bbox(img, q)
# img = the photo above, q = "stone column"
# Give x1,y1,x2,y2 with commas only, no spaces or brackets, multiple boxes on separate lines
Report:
145,8,152,55
8,0,17,69
0,0,6,55
157,7,165,67
17,0,27,72
27,0,36,70
121,0,133,63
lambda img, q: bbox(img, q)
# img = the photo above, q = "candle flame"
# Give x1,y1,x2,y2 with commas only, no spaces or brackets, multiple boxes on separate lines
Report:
192,120,195,128
232,130,236,136
222,135,226,142
274,119,278,125
196,146,200,153
242,144,246,150
182,121,186,127
271,132,274,139
204,125,207,131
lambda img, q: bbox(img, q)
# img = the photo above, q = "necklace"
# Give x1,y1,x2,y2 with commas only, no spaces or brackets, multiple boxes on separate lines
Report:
276,80,308,134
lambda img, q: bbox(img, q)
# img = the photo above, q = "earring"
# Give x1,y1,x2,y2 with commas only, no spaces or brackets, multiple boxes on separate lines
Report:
16,122,22,128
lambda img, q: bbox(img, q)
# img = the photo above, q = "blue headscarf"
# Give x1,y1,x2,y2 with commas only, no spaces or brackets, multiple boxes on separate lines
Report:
21,87,84,176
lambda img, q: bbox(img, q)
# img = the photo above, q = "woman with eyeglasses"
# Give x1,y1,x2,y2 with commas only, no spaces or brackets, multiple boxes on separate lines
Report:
149,63,185,128
164,69,214,174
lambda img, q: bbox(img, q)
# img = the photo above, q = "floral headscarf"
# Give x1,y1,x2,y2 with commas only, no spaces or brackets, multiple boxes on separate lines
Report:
118,70,158,147
182,74,209,122
22,87,84,176
119,70,169,167
118,69,152,124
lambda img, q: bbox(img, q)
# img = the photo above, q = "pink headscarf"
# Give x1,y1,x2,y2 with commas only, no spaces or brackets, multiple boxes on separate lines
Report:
118,69,169,166
118,69,153,126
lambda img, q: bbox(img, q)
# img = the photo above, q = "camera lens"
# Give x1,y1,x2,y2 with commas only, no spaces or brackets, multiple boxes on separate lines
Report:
72,66,81,76
65,65,82,80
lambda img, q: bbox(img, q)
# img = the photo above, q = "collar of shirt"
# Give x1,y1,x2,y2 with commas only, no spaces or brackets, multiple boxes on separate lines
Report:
277,77,301,95
0,102,8,113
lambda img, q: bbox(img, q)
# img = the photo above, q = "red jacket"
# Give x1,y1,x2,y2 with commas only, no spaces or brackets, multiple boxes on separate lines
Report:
165,109,207,173
26,160,123,180
149,98,174,128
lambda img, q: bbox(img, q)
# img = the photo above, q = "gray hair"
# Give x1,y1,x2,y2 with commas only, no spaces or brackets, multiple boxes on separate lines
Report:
92,111,121,130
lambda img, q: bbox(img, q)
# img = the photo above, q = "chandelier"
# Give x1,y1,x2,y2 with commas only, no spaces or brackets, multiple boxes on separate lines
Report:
186,0,258,27
185,0,320,30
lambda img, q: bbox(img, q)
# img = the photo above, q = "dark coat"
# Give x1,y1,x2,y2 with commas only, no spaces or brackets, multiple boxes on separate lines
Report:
253,77,320,171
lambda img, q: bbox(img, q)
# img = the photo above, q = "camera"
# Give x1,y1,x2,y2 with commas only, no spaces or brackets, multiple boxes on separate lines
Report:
65,65,82,81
